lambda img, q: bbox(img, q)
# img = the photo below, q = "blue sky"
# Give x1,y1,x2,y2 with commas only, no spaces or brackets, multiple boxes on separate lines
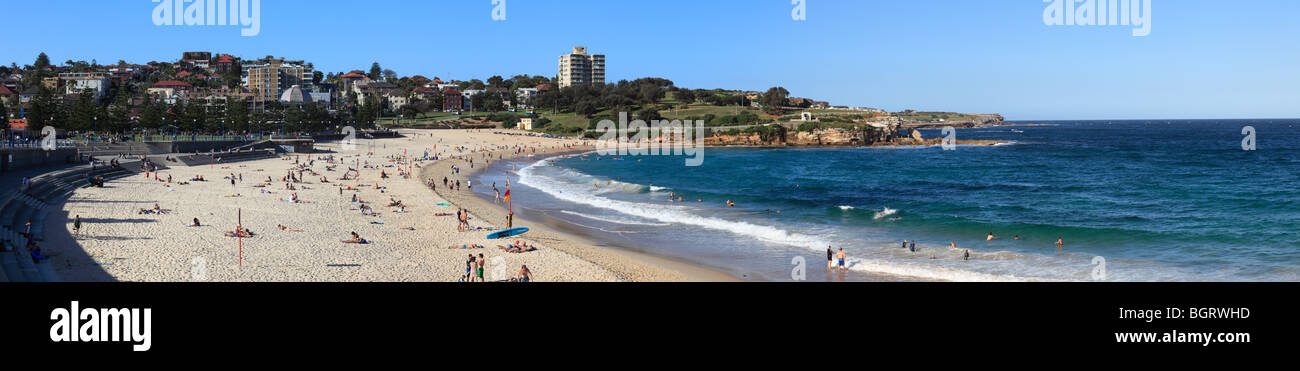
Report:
2,0,1297,120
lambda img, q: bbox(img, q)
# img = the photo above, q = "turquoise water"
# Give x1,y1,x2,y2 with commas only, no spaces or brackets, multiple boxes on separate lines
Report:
479,120,1300,281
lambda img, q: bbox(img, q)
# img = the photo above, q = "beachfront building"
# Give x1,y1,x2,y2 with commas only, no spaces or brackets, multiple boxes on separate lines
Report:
0,85,17,107
56,72,112,102
462,89,484,111
386,90,409,111
148,80,194,105
442,89,463,112
557,46,605,88
242,57,314,110
515,87,539,109
279,85,311,105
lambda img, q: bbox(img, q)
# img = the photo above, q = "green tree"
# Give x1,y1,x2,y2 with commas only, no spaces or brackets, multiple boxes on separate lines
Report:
27,85,58,134
226,98,249,133
312,71,324,85
284,104,304,133
674,89,696,105
369,62,382,80
34,52,50,70
639,85,664,104
69,90,99,132
139,99,164,131
636,107,662,122
762,87,790,113
183,103,207,133
106,100,130,134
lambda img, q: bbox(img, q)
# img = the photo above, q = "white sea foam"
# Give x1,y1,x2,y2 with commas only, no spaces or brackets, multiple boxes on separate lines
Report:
518,159,1065,282
873,207,898,220
520,162,829,248
838,205,856,211
560,210,671,227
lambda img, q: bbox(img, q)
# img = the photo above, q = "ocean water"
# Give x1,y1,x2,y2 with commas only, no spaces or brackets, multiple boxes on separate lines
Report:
474,120,1300,282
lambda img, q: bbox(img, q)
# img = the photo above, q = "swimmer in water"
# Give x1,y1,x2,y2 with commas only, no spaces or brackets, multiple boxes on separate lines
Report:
1056,237,1064,249
986,233,996,241
963,250,970,261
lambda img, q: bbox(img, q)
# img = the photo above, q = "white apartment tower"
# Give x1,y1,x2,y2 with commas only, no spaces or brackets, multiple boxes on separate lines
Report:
558,46,605,88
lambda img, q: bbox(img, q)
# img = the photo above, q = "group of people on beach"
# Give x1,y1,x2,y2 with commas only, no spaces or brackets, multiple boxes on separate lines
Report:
460,253,532,283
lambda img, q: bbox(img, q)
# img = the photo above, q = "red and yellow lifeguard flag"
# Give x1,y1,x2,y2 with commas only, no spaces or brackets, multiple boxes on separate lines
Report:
503,189,511,203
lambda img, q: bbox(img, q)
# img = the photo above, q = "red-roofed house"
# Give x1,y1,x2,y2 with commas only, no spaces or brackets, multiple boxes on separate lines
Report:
215,55,238,74
0,85,16,106
413,86,438,99
340,72,367,90
148,80,194,104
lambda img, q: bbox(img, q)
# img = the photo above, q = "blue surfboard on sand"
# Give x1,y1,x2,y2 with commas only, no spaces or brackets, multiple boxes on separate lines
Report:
486,227,529,240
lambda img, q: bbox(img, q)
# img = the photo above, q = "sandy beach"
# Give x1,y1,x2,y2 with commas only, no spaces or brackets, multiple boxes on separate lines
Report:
47,129,736,282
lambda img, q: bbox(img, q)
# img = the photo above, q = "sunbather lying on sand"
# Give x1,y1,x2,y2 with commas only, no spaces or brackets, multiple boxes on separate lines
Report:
277,224,303,232
341,232,368,244
450,244,486,249
224,228,255,238
498,242,538,254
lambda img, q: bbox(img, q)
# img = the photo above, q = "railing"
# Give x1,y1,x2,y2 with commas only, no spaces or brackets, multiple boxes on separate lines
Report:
1,139,80,150
62,134,272,143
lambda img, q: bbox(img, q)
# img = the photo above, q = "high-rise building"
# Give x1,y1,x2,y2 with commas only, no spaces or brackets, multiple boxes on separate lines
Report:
242,57,313,110
557,46,605,88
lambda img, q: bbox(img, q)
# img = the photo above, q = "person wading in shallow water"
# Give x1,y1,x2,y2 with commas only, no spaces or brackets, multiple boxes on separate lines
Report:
826,246,834,271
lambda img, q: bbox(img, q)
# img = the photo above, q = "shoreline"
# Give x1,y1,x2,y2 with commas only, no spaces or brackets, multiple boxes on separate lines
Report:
434,144,949,282
419,134,741,282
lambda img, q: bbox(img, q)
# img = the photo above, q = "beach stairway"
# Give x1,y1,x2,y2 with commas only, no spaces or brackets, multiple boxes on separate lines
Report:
0,161,140,282
77,142,152,158
174,148,279,167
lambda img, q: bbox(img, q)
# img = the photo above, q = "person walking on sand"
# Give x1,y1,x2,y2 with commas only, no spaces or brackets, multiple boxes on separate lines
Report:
72,215,82,237
836,248,847,272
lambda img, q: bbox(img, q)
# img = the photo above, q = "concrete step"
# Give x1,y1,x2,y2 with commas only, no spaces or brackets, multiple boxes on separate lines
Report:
35,260,59,282
0,251,22,282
